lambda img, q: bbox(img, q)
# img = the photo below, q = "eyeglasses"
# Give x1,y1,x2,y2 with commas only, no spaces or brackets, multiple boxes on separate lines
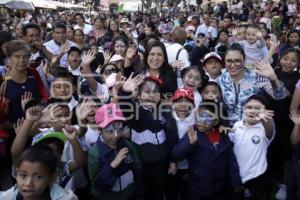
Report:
195,112,217,125
225,59,243,66
104,68,117,76
103,122,128,135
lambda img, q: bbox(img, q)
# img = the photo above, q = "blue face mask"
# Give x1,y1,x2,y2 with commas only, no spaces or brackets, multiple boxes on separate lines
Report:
196,111,216,125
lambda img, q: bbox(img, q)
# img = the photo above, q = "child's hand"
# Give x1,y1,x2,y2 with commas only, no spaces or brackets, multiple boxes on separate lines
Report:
76,98,94,126
111,147,129,168
254,61,278,81
125,45,137,60
219,125,234,135
269,38,280,50
290,112,300,125
81,50,96,67
13,118,24,134
187,126,197,145
39,104,61,125
62,125,77,141
26,106,43,122
59,41,70,55
168,162,177,175
122,73,144,93
21,92,33,111
256,31,263,39
103,49,112,63
258,108,274,122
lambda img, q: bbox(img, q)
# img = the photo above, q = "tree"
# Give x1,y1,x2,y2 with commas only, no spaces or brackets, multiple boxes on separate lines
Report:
141,0,182,13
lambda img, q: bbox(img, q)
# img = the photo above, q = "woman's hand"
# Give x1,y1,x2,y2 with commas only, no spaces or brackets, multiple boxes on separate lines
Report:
122,73,144,93
254,61,278,81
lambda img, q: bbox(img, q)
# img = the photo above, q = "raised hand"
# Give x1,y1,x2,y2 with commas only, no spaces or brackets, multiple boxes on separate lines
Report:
187,126,197,145
62,125,77,141
258,108,274,122
254,61,278,81
111,147,129,168
125,45,137,60
269,38,280,50
39,104,62,125
103,49,112,63
13,118,25,134
25,105,43,122
256,31,263,39
60,41,70,55
21,92,33,111
76,98,94,126
290,112,300,125
122,73,144,93
81,50,96,67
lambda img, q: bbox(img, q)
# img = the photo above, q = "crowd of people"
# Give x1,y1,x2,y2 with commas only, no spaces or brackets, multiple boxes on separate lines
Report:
0,0,300,199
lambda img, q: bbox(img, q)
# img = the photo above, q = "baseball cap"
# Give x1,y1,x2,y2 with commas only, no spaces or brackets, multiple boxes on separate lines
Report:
32,131,66,145
203,52,223,65
172,88,194,103
95,103,126,128
109,54,124,63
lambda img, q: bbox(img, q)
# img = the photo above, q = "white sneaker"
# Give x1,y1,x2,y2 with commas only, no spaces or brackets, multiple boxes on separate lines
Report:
275,184,287,200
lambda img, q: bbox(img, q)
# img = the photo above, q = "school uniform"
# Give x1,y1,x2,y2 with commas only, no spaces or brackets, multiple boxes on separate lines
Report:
173,129,242,200
119,90,170,200
88,137,143,200
164,111,195,200
229,120,275,199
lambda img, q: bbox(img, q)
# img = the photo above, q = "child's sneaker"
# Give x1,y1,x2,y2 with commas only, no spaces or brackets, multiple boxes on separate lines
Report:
275,184,287,200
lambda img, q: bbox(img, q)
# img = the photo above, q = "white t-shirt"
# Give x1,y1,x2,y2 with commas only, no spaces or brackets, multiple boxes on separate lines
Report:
43,39,76,68
74,24,93,35
229,120,275,183
166,43,191,88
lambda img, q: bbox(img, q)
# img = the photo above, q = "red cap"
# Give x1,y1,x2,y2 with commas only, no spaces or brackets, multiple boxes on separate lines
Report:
172,88,194,103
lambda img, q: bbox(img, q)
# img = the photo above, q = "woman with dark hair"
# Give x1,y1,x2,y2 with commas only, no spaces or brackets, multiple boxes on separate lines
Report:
90,17,105,46
268,48,300,197
280,30,300,54
104,19,126,42
125,41,177,100
217,44,288,126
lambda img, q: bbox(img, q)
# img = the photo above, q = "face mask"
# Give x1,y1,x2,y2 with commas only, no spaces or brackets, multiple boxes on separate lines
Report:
196,111,216,125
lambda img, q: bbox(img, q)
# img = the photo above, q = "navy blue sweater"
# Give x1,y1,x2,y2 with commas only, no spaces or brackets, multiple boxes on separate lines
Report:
172,130,242,196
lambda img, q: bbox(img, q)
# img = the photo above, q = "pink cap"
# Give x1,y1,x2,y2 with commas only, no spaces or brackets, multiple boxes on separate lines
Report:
95,103,126,128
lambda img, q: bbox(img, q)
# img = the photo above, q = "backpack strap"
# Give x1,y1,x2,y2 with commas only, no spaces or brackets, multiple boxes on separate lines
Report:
176,47,184,60
88,145,100,183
